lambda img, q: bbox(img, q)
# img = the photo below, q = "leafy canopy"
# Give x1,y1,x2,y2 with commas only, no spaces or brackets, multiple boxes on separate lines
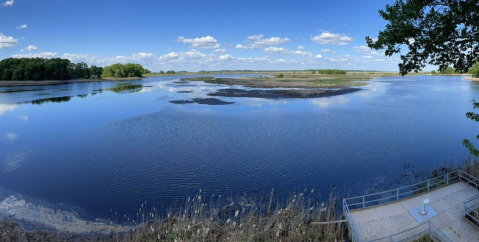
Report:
366,0,479,75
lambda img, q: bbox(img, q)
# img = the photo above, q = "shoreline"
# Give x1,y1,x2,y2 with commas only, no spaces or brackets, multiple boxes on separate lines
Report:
465,77,479,81
1,162,477,241
0,77,145,87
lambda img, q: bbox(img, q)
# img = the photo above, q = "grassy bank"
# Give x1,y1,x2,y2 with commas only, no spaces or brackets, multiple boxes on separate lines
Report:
180,72,407,88
1,191,343,242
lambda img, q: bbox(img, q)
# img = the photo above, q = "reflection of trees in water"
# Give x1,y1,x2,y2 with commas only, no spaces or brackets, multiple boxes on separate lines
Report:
27,96,73,105
106,83,143,93
77,94,88,98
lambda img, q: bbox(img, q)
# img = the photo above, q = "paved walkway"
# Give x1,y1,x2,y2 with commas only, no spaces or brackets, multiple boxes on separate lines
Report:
350,182,479,241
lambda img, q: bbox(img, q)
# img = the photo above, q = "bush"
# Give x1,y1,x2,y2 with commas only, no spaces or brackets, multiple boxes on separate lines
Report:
430,70,437,75
469,63,479,78
440,66,455,75
102,63,147,78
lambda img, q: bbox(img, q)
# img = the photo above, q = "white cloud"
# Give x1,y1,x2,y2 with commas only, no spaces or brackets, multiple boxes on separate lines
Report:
16,24,27,29
320,49,336,54
12,52,58,58
219,54,233,61
0,33,18,49
264,47,288,54
236,34,291,49
63,53,109,65
297,45,305,50
353,45,370,53
0,104,18,116
176,36,220,49
159,49,207,61
18,115,28,121
311,32,353,46
330,54,351,62
264,47,313,57
374,59,385,62
2,0,13,7
363,56,372,59
315,54,323,59
6,132,17,142
26,45,37,51
311,96,349,108
19,49,23,52
213,49,227,53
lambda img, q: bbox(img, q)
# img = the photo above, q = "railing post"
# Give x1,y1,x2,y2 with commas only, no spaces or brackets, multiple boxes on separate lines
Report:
427,180,430,191
446,173,449,184
362,195,365,208
389,234,392,242
397,188,399,201
428,220,431,234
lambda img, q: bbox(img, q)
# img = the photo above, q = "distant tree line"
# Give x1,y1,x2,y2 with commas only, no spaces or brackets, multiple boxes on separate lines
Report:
316,69,347,75
0,58,103,81
102,63,150,78
429,64,479,76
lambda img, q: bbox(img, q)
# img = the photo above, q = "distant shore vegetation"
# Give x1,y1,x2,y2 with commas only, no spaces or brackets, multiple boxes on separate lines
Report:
102,63,150,78
0,58,152,81
0,57,103,81
315,69,347,75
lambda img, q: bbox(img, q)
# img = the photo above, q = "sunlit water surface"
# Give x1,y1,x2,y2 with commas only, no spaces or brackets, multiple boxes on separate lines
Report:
0,74,477,219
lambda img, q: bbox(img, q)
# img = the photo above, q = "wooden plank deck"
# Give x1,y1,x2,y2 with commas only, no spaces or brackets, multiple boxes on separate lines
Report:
350,182,479,241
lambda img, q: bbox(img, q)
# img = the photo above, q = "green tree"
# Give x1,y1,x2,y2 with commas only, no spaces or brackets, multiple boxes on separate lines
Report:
469,62,479,78
441,67,455,75
430,70,437,75
101,63,145,78
366,0,479,75
464,100,479,157
89,65,103,79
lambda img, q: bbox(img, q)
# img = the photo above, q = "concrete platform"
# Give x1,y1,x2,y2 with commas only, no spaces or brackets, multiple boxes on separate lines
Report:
350,182,479,241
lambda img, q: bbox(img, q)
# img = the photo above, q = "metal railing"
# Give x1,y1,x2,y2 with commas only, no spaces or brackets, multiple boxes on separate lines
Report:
343,199,361,242
343,169,479,242
366,220,451,242
460,170,479,227
464,194,479,227
344,170,460,211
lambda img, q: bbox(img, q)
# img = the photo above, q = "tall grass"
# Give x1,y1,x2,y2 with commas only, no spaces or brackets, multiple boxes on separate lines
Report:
122,190,343,241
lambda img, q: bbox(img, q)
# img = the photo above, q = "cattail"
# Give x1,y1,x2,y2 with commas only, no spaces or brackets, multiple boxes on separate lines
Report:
235,210,239,218
227,219,231,224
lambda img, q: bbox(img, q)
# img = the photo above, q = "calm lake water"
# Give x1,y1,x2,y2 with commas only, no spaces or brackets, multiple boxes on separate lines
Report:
0,75,478,219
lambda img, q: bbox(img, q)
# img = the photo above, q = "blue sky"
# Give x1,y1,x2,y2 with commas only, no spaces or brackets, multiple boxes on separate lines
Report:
0,0,419,72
